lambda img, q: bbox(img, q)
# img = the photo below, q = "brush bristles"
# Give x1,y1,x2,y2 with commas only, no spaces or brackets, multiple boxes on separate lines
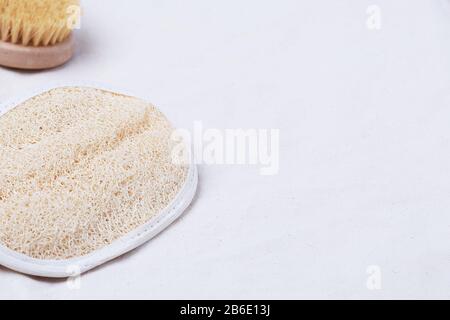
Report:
0,0,79,47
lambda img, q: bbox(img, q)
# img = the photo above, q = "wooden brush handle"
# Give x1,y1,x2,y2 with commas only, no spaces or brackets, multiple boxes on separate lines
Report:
0,35,75,70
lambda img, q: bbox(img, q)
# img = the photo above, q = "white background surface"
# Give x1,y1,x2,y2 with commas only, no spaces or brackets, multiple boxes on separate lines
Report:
1,0,450,299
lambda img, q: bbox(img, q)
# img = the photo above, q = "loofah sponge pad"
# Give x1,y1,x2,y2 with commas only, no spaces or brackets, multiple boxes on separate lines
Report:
0,87,189,261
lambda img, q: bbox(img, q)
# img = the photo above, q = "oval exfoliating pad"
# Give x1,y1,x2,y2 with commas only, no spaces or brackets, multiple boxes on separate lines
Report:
0,86,198,277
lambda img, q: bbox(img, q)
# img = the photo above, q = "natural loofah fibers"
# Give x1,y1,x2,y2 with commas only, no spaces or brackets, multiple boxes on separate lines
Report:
0,87,189,261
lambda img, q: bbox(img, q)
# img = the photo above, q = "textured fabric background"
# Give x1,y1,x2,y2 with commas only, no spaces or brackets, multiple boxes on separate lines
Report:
1,0,449,299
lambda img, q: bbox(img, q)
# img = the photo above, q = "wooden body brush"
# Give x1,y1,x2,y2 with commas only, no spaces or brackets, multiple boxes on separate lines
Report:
0,0,80,70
